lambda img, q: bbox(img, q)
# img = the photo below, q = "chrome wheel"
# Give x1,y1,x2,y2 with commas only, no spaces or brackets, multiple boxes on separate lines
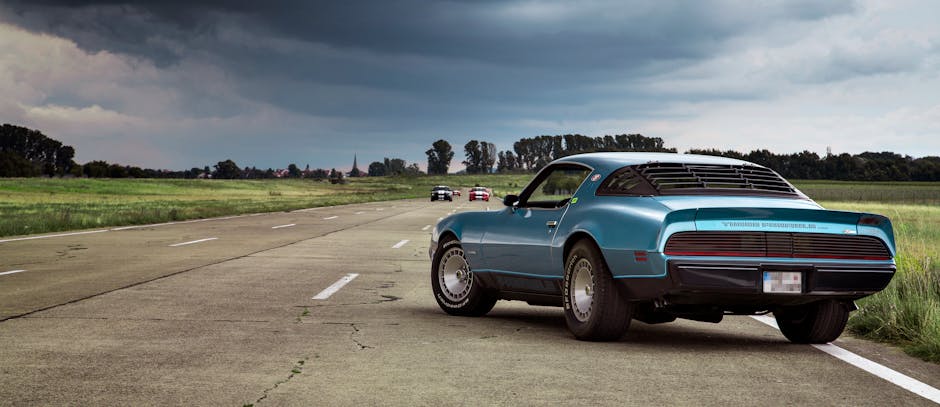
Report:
439,246,473,302
570,258,594,322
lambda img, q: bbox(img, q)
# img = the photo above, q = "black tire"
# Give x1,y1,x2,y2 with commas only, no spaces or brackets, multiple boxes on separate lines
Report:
431,238,497,316
774,300,849,344
563,240,632,341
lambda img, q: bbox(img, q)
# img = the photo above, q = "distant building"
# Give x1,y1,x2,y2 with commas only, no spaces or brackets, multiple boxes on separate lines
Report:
349,154,363,177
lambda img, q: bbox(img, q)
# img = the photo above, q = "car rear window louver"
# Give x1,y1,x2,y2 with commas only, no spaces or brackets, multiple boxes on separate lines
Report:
597,163,799,197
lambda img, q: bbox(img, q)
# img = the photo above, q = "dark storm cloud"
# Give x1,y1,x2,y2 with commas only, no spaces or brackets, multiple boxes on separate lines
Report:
3,1,857,71
15,0,923,170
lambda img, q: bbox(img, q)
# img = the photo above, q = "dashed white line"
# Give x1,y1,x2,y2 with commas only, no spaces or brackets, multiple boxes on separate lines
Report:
169,237,218,247
376,208,385,211
355,211,365,215
751,315,940,403
0,270,26,277
421,225,431,231
323,216,339,220
271,224,296,229
312,273,359,300
0,229,108,243
437,217,444,221
392,239,410,249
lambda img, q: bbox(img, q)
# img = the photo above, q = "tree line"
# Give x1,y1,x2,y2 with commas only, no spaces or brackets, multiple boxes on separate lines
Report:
442,133,940,181
3,123,940,181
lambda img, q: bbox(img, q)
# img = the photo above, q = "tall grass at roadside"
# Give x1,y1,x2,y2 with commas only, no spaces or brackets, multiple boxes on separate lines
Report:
821,202,940,362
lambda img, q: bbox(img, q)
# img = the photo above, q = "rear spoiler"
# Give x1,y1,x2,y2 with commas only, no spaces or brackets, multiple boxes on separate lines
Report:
660,207,895,255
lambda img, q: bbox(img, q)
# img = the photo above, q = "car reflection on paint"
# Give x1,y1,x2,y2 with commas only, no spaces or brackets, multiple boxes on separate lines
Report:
429,152,896,343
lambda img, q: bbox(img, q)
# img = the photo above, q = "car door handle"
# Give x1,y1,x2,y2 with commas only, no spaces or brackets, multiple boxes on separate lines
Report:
546,220,558,228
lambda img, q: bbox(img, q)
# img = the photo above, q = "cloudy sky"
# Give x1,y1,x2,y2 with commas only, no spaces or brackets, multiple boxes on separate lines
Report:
1,0,938,171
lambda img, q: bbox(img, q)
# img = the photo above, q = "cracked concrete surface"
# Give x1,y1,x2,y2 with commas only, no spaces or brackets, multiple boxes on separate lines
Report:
1,198,939,405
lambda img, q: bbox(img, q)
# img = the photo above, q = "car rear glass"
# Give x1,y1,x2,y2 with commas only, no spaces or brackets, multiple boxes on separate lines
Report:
596,163,800,197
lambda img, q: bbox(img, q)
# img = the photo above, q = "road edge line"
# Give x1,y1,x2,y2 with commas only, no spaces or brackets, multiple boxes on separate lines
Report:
750,315,940,403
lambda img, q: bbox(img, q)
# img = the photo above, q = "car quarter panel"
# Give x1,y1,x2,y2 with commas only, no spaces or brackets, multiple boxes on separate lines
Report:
554,196,674,278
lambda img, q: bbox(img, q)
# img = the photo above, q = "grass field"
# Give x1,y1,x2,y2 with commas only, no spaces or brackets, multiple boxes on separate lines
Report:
1,176,938,361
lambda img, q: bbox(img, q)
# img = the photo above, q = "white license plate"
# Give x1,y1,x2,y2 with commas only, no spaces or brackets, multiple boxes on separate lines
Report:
763,271,802,294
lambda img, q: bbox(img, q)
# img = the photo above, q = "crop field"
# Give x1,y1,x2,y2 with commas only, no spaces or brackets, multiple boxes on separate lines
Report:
1,176,938,361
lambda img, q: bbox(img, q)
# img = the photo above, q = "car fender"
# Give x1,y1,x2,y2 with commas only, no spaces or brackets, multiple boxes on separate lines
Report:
432,212,490,269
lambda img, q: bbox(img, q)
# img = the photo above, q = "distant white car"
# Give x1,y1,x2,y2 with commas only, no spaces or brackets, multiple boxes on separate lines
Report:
430,186,453,201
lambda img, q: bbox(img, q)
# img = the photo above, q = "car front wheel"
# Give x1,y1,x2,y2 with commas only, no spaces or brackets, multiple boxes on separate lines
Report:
431,238,497,316
563,240,632,341
774,300,849,344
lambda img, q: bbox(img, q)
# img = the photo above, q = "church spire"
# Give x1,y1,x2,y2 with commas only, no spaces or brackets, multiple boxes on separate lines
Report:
350,154,361,177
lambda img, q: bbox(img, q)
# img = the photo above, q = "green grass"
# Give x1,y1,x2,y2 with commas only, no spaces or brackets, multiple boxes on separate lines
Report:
1,176,938,361
794,180,940,205
0,176,532,237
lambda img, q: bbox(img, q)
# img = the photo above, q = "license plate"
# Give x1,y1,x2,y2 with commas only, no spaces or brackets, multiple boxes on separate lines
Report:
763,271,802,294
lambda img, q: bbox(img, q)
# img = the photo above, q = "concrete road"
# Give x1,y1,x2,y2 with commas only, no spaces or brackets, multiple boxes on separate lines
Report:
1,197,938,406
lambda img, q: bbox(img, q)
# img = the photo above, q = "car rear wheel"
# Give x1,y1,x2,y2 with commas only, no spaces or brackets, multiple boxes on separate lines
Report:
563,240,632,341
774,300,849,344
431,238,497,316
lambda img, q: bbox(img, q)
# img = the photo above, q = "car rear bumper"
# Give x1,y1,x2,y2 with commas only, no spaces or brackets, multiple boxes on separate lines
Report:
617,259,895,306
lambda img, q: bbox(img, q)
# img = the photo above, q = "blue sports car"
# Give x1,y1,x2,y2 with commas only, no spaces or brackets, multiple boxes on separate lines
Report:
429,152,896,343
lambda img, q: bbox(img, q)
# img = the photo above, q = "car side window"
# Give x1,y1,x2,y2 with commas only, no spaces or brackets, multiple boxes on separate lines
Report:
522,165,592,208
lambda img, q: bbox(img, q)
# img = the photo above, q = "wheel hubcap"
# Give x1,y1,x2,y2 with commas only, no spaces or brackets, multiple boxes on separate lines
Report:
439,247,473,302
570,258,594,322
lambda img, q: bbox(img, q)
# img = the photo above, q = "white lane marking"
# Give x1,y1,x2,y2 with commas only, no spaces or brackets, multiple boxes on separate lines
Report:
323,216,339,220
0,270,26,277
355,211,365,215
0,229,108,243
437,217,443,221
421,225,431,231
169,237,218,247
271,223,296,229
392,239,409,249
110,225,152,231
312,273,359,300
292,207,321,213
376,208,385,211
751,315,940,403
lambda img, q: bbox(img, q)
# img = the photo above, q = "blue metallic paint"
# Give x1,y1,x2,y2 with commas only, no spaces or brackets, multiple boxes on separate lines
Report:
431,153,897,285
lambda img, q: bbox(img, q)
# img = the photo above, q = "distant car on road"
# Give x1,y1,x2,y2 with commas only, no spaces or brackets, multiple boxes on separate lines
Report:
429,152,896,343
468,186,490,201
430,186,453,201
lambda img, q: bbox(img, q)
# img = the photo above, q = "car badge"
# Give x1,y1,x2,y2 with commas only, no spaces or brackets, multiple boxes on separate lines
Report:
590,174,601,182
843,229,857,235
570,197,578,204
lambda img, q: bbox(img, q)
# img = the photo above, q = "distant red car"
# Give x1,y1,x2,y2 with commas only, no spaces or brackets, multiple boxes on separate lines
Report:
468,186,490,201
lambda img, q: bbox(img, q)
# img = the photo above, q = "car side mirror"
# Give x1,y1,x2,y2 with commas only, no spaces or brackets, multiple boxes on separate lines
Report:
503,194,519,207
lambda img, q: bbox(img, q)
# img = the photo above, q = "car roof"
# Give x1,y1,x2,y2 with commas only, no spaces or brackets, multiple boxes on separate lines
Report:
551,152,759,173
